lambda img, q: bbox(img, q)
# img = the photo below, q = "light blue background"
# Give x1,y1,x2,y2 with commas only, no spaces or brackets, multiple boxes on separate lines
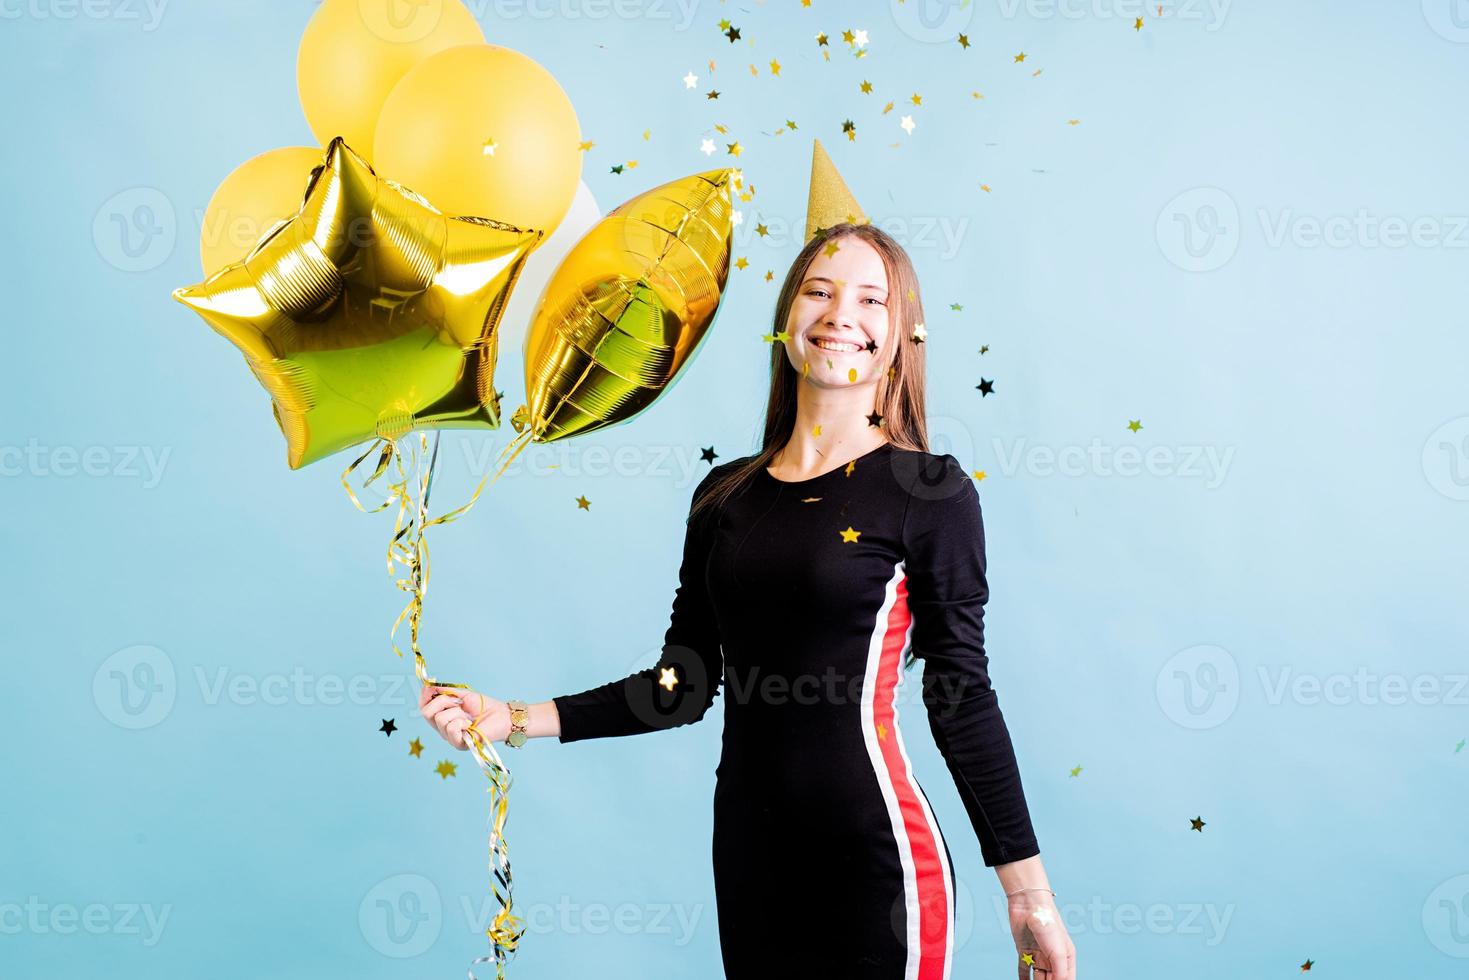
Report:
2,0,1467,977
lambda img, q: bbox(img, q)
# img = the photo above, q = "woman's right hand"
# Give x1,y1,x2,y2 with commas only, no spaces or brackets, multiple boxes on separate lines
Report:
419,683,509,750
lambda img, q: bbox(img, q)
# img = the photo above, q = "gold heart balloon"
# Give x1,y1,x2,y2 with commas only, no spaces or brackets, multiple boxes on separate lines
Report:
173,137,543,470
509,168,737,445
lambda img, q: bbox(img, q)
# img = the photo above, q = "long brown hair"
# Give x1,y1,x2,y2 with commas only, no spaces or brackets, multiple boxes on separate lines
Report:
690,222,932,523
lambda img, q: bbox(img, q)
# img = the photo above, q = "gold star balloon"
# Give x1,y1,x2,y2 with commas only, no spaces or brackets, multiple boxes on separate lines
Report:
173,137,543,469
508,169,737,447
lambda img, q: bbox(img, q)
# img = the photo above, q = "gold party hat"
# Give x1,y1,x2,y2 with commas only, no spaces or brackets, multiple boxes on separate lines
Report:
805,139,869,242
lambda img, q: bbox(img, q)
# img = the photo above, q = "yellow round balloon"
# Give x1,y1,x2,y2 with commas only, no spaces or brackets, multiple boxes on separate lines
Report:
373,43,582,239
198,146,324,276
296,0,484,161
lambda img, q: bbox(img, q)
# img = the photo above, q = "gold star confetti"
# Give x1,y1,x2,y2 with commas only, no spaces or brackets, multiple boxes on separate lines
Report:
770,58,782,75
1070,764,1082,777
1128,419,1142,432
841,28,855,44
748,63,758,77
435,760,457,779
773,328,791,344
972,91,985,99
972,470,986,481
979,183,992,193
707,90,721,100
882,100,894,114
860,79,873,94
950,302,963,311
575,495,591,510
823,240,841,258
812,423,822,436
755,222,770,237
481,138,497,156
735,256,749,270
786,118,799,130
626,160,638,169
815,31,828,46
839,526,861,543
765,270,774,282
844,459,857,476
1300,960,1314,972
1190,815,1206,832
910,93,923,106
842,118,856,140
1014,51,1026,62
642,129,651,141
1134,16,1144,30
1022,953,1036,967
578,140,594,152
409,737,424,758
727,140,743,156
659,667,678,691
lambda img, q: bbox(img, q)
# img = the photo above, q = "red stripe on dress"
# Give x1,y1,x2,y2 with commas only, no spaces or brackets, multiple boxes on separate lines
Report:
873,574,951,977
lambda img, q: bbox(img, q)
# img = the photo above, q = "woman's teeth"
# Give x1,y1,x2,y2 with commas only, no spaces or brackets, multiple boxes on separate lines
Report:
812,337,861,353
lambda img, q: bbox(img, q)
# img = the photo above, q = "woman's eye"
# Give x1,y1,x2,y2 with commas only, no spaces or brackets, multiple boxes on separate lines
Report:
863,297,885,305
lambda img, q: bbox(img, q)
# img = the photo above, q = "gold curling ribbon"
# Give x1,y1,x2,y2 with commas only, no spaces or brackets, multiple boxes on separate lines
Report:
340,427,538,979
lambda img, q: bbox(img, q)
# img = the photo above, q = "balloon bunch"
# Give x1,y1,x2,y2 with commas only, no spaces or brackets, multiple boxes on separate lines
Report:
171,3,740,976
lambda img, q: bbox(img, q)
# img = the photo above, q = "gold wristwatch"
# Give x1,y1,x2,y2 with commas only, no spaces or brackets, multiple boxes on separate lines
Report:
505,700,530,748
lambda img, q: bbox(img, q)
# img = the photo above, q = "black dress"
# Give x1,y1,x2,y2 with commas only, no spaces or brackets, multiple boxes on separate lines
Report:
552,442,1040,979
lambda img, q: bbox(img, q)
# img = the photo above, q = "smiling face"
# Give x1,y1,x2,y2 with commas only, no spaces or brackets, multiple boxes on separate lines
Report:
782,235,893,389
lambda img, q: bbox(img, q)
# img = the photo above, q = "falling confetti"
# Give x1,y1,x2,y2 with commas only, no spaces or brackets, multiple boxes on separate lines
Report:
435,760,457,779
379,719,397,736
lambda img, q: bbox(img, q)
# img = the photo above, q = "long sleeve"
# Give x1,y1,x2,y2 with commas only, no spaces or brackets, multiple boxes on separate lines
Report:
900,453,1040,867
551,467,726,742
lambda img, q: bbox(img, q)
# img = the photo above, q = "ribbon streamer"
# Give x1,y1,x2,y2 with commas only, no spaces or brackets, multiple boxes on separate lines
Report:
341,428,538,979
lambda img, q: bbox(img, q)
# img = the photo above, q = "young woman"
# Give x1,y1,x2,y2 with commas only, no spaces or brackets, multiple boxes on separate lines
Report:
420,222,1076,979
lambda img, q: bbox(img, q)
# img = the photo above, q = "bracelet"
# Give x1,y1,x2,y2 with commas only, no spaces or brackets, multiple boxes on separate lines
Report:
504,699,530,748
1006,886,1056,898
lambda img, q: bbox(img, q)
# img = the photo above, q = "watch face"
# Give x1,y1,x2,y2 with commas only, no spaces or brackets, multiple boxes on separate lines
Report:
507,730,527,748
510,708,529,725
